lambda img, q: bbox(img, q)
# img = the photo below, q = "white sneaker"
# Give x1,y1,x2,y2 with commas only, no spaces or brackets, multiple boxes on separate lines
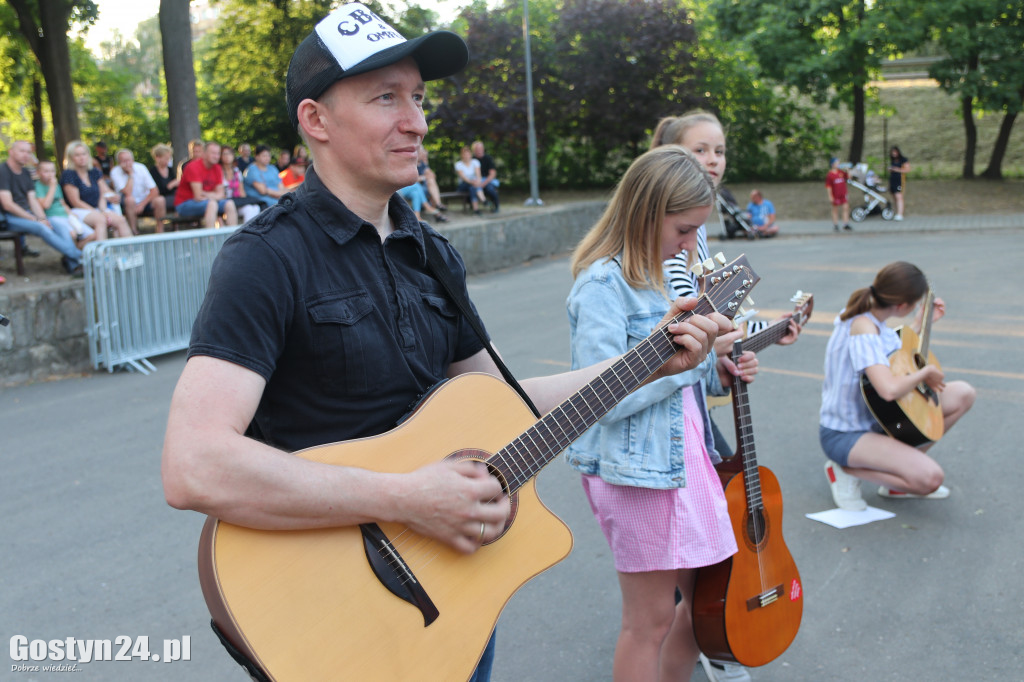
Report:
699,653,752,682
825,461,867,511
878,484,950,499
894,214,904,221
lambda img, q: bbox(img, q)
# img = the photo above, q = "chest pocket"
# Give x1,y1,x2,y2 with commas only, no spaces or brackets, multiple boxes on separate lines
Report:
307,291,387,397
407,291,459,378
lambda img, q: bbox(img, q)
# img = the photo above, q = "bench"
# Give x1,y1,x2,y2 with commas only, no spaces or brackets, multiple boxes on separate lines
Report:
159,214,204,232
0,230,26,276
439,191,472,212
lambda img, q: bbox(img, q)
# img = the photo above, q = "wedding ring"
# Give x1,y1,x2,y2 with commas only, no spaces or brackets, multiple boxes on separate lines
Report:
478,521,486,543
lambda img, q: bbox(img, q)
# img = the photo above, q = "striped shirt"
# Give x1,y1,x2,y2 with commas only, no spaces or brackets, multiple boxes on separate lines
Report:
663,223,769,335
819,311,900,432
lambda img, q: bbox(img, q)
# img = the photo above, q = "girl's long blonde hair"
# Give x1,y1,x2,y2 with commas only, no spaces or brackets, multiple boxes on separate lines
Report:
650,110,723,150
570,145,715,291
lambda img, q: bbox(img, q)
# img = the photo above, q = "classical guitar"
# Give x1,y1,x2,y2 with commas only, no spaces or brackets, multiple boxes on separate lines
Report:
692,292,810,667
198,256,759,682
860,290,943,446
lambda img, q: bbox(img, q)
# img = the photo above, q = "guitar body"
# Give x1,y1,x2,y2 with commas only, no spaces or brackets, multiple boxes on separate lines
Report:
861,325,944,446
199,373,573,682
693,466,802,667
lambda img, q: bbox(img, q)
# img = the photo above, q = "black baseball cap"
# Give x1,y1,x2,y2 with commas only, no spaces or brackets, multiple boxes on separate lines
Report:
286,3,468,129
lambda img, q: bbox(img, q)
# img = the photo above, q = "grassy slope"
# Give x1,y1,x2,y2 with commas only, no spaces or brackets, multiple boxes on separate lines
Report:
820,81,1024,179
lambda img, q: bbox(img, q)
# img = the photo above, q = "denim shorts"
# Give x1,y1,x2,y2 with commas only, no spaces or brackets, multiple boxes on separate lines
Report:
176,198,231,218
819,423,883,467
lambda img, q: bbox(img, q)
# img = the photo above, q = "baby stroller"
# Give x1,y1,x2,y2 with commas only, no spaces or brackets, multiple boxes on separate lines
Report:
848,163,895,222
716,186,757,239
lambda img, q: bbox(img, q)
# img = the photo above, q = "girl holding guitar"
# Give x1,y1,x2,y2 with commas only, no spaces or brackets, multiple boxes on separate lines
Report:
566,145,758,682
820,261,975,510
653,110,801,682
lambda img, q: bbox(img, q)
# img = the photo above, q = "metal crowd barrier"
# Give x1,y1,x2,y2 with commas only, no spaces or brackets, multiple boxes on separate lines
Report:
83,227,239,373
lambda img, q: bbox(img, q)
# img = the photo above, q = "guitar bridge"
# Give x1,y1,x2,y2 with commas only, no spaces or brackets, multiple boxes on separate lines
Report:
746,584,784,611
360,523,439,626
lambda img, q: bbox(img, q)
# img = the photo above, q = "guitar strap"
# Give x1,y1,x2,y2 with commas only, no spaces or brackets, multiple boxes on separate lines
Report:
422,233,542,419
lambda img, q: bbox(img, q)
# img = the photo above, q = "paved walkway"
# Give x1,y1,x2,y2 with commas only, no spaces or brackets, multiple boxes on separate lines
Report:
733,211,1024,238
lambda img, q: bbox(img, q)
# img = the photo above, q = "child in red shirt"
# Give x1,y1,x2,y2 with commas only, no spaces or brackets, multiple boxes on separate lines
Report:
826,157,851,232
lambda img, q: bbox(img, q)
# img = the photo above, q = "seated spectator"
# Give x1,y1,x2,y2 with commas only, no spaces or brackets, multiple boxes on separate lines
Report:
275,148,291,172
1,140,83,274
92,140,113,184
417,146,446,211
219,145,262,223
454,146,484,214
35,159,101,247
149,143,179,216
746,189,779,237
174,141,238,228
61,140,133,239
279,148,308,190
235,143,253,173
177,138,205,180
472,140,500,213
398,182,448,223
111,148,166,234
242,144,286,207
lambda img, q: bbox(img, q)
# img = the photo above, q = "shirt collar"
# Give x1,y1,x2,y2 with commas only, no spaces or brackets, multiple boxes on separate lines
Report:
297,166,427,261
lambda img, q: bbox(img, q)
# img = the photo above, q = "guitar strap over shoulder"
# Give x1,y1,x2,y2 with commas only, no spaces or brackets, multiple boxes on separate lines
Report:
422,234,542,419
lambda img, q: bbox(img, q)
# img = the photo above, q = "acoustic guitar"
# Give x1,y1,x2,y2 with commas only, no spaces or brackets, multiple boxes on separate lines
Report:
860,290,943,446
197,256,759,682
692,292,811,667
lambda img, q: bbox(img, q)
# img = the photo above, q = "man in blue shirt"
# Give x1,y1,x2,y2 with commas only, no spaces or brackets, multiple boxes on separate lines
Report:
242,144,285,207
746,189,778,237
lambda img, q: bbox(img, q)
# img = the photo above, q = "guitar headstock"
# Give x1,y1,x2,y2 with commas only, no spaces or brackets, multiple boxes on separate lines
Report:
691,253,759,322
790,290,814,327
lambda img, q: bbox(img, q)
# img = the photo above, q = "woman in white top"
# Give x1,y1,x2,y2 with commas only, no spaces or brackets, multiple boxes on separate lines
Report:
454,146,484,214
819,261,975,510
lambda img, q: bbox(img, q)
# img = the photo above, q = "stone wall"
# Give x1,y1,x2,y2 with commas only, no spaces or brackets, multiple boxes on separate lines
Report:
1,282,91,386
0,200,606,386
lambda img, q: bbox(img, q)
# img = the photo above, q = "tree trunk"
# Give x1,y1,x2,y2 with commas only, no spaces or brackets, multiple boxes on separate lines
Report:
961,95,977,179
31,77,46,161
981,85,1023,180
849,84,865,164
160,0,202,168
8,0,82,161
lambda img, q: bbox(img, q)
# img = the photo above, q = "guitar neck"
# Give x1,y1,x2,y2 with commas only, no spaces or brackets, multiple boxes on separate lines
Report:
494,297,717,494
918,290,934,358
491,257,758,494
730,342,764,514
741,318,790,356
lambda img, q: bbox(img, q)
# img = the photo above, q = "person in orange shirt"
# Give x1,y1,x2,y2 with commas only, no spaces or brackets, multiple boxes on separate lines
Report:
279,145,309,190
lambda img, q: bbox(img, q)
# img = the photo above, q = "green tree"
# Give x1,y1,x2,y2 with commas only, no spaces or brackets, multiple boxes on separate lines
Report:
881,0,1023,179
714,0,884,164
5,0,97,161
195,0,335,152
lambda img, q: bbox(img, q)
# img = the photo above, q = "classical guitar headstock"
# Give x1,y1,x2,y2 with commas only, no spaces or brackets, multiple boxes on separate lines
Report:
790,290,814,327
690,252,759,322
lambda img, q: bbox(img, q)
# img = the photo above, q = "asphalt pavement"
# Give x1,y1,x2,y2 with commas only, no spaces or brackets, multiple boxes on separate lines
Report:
2,219,1023,681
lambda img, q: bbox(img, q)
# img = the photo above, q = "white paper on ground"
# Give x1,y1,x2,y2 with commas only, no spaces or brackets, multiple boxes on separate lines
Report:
805,506,895,529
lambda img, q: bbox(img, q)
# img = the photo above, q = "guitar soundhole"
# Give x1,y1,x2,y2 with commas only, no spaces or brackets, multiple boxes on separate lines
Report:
447,449,518,544
743,509,769,552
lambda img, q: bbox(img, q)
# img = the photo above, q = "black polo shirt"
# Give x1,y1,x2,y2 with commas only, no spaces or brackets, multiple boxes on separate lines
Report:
189,167,487,452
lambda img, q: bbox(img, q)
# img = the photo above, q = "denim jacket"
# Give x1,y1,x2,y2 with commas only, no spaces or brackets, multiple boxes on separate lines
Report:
564,256,721,489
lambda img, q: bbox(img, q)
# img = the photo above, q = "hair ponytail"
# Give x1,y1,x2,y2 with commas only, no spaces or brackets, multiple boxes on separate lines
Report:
839,261,928,321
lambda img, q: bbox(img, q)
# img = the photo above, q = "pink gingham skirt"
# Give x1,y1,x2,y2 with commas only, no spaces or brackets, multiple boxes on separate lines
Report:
581,387,737,573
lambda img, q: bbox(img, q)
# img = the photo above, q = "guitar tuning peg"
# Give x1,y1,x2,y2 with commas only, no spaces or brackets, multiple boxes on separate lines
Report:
791,290,804,301
713,252,726,265
745,296,755,307
690,263,706,277
702,258,715,272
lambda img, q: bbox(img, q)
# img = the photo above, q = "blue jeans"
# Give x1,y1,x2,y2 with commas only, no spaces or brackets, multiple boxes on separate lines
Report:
398,184,429,213
175,198,233,218
4,214,82,267
468,630,496,682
